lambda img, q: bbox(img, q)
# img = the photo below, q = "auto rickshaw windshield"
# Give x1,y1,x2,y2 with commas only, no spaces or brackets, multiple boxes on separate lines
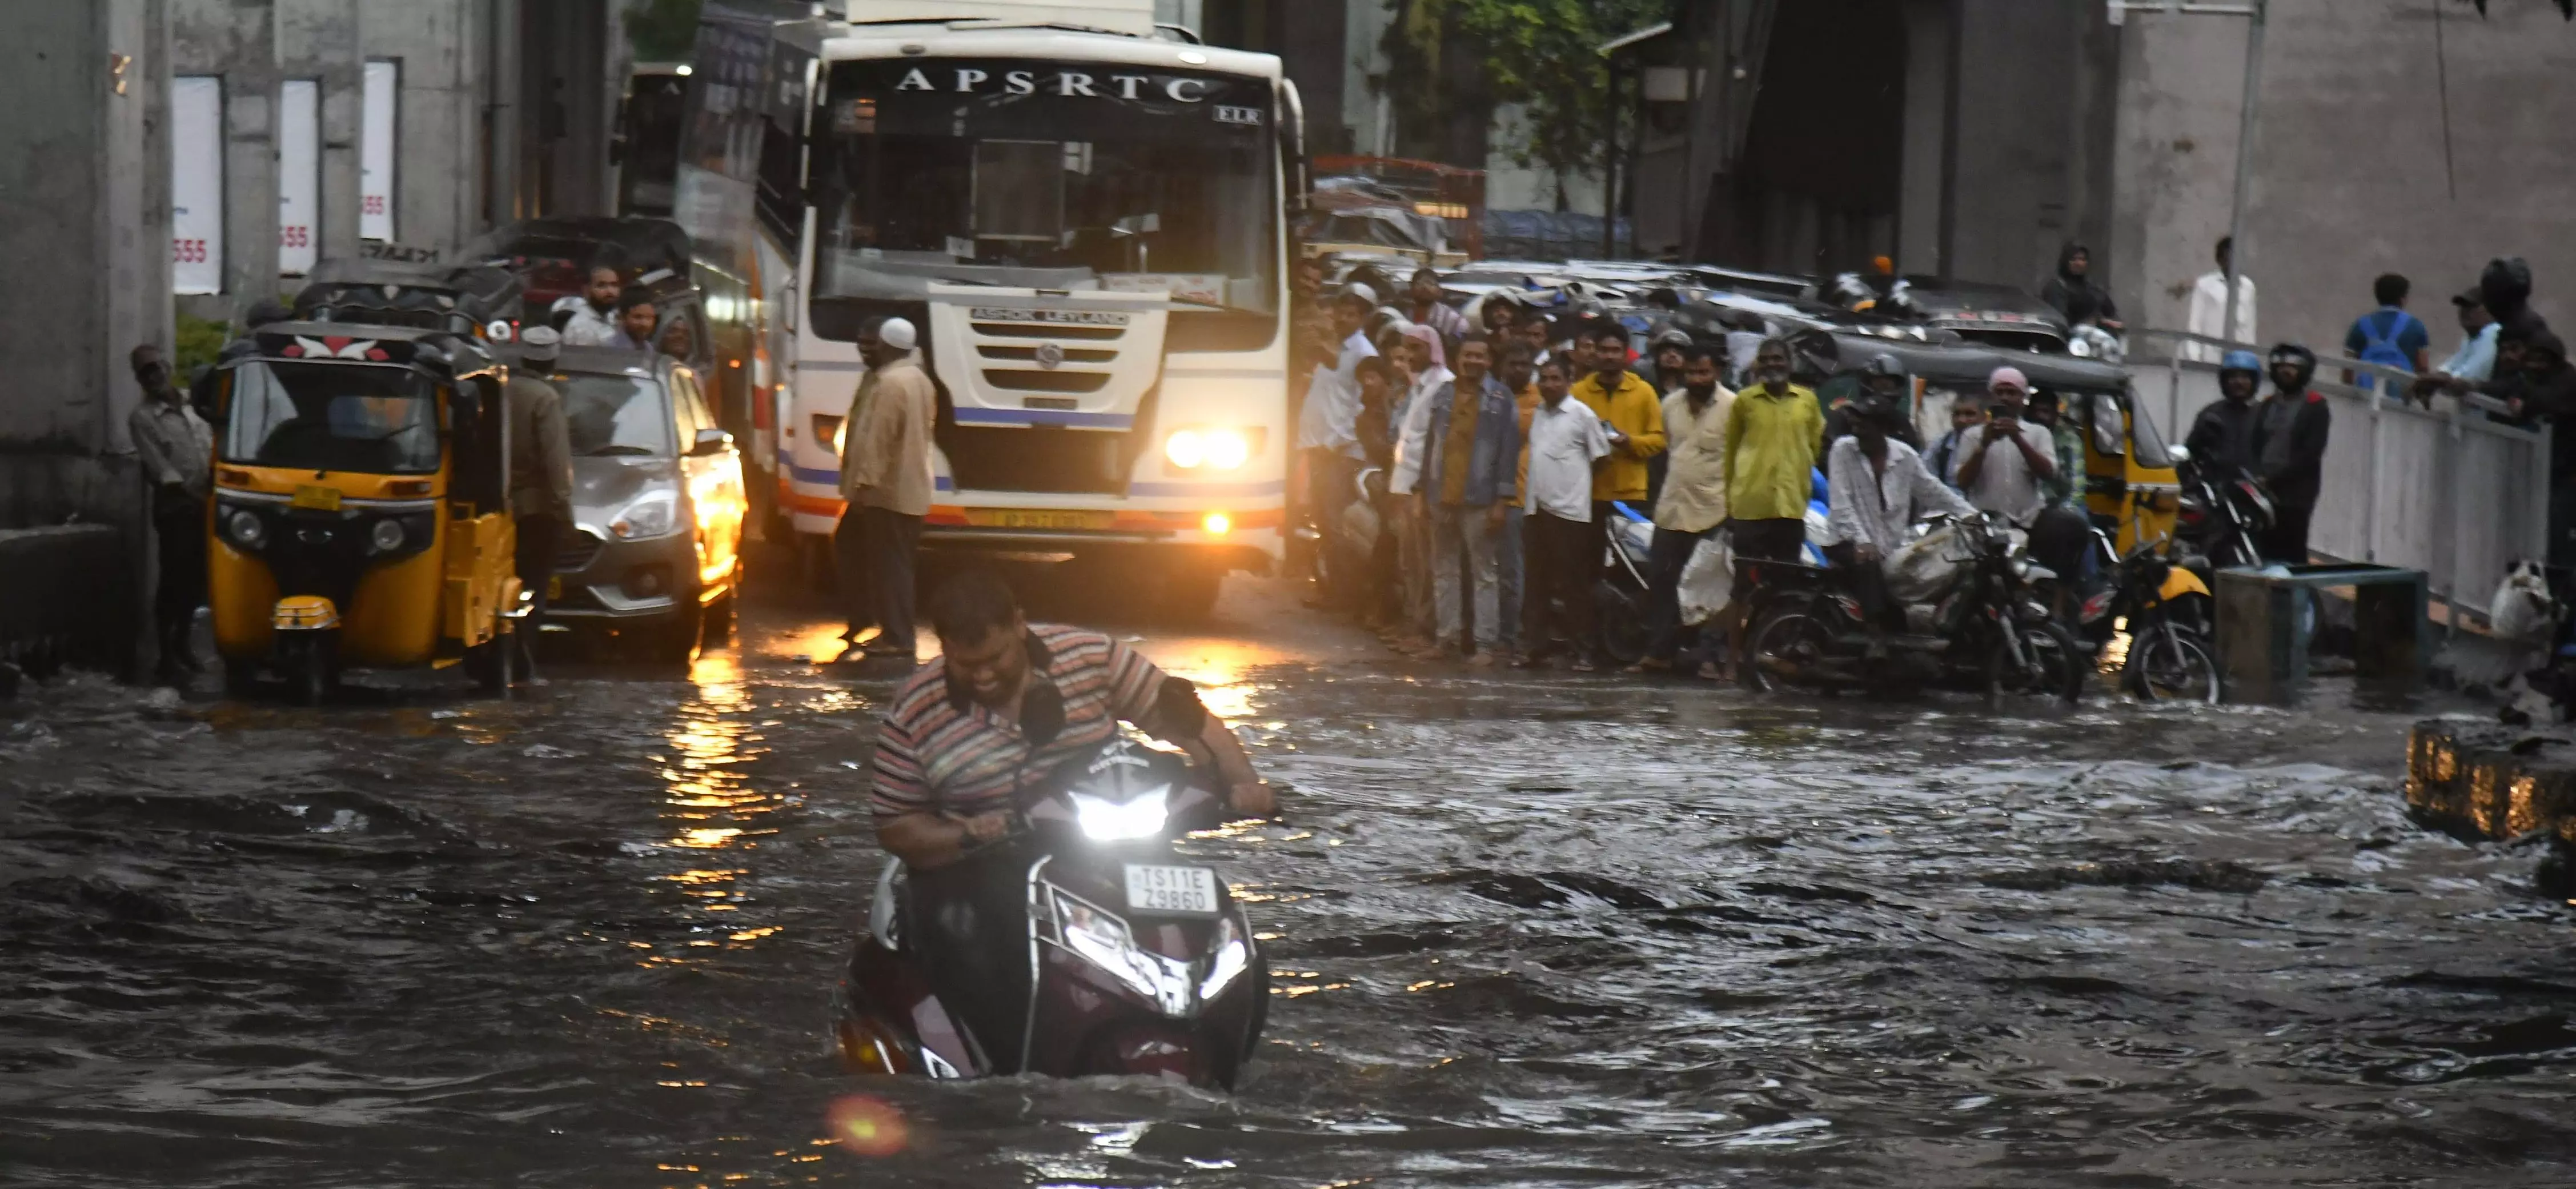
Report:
555,373,675,457
221,361,442,474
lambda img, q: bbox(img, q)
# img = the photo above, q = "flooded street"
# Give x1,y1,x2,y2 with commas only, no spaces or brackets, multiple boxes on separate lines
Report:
5,573,2574,1188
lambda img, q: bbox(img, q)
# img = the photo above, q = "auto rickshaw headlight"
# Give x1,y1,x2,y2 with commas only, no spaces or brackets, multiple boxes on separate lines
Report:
227,509,266,549
369,518,406,554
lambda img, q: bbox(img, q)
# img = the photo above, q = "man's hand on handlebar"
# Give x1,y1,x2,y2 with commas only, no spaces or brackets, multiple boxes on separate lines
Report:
1227,781,1277,819
958,810,1015,845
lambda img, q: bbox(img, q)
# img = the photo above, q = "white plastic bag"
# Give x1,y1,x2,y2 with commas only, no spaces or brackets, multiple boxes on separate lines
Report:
1678,531,1736,626
1884,523,1965,604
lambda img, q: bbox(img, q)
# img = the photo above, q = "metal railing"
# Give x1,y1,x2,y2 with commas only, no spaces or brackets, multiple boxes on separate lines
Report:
2123,329,2549,631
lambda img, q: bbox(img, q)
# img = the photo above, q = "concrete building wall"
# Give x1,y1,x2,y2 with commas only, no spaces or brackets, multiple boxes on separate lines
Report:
359,0,488,255
1931,0,2118,290
2110,0,2576,354
172,0,279,321
279,0,365,266
0,0,171,528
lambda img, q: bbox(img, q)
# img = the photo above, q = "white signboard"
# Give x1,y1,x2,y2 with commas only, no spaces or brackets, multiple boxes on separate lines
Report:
360,60,399,242
171,75,223,295
278,79,320,275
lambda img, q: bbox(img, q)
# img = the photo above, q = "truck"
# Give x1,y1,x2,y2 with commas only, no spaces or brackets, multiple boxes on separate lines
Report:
674,0,1303,616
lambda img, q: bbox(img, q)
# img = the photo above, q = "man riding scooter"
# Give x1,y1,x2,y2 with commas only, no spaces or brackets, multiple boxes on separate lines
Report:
868,571,1275,1072
1821,391,1979,658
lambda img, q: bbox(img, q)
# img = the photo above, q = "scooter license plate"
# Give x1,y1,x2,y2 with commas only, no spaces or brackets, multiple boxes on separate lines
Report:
1124,864,1219,916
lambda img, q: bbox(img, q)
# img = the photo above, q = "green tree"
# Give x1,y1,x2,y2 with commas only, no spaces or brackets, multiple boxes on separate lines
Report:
1379,0,1666,198
627,0,703,62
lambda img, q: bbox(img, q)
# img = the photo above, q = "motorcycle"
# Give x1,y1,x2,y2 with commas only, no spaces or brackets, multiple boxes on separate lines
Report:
2063,529,2222,703
2173,450,2273,569
1739,512,2086,707
833,731,1268,1090
1595,502,1655,666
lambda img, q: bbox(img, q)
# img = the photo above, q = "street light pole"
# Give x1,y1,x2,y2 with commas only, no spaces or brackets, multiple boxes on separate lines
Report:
2109,0,2266,346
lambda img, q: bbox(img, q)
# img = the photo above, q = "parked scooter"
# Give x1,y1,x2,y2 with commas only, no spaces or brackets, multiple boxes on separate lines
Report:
833,733,1267,1089
1739,512,2085,706
2061,528,2221,703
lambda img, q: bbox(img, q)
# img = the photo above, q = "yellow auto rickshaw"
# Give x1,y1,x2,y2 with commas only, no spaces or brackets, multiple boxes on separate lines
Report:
207,323,521,702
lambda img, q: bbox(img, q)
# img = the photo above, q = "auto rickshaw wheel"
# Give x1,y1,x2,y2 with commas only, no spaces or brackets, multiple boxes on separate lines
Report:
280,640,337,707
221,657,259,699
463,629,515,694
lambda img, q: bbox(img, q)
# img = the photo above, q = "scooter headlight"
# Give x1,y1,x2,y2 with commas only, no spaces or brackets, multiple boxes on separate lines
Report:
1069,786,1170,842
1198,913,1249,1001
227,509,266,550
1050,890,1194,1016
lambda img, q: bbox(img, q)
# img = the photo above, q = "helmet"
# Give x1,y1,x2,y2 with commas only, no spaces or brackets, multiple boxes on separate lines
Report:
2218,349,2262,375
1651,326,1694,351
2266,342,2318,391
1860,352,1905,380
1847,390,1903,427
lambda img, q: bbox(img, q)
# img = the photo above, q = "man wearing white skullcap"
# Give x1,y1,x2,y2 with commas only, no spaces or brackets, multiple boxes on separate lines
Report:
838,314,936,662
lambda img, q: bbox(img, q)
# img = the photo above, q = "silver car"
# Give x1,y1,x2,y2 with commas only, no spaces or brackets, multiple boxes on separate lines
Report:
533,347,745,662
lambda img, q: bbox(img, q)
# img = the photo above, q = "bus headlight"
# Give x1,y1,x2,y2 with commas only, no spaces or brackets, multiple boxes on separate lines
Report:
1163,427,1257,471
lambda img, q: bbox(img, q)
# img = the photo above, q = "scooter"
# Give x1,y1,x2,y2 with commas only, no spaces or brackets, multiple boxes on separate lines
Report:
833,732,1267,1090
2060,527,2221,703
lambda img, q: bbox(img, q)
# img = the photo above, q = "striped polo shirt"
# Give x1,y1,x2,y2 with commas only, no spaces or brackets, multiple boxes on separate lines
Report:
870,624,1169,820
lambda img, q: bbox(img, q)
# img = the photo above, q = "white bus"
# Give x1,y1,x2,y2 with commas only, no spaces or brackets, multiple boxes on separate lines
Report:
676,0,1302,616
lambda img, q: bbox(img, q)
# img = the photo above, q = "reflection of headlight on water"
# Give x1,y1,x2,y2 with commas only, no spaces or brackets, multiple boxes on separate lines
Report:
1070,787,1170,841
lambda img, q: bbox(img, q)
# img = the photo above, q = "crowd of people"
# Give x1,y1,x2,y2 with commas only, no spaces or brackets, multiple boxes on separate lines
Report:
1288,262,2130,676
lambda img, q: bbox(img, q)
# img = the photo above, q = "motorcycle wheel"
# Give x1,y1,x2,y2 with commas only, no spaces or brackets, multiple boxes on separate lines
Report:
1595,579,1649,667
1744,607,1835,694
2125,624,2221,704
1984,620,2085,708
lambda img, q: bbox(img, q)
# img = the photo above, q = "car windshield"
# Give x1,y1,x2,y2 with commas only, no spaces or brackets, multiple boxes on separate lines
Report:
552,373,673,457
810,58,1277,322
221,361,440,474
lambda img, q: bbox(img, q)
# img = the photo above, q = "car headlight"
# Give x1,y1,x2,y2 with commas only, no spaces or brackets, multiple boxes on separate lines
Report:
1163,427,1255,471
226,509,266,549
608,491,681,540
1051,890,1194,1016
1069,787,1170,842
369,518,405,553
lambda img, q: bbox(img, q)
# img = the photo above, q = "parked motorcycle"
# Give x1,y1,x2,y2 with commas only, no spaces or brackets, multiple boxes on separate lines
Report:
2173,449,2272,569
833,733,1267,1089
1595,502,1655,666
1740,513,2085,707
2064,529,2222,703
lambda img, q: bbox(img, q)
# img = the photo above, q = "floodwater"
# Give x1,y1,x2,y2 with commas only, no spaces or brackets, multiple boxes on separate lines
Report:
3,577,2573,1188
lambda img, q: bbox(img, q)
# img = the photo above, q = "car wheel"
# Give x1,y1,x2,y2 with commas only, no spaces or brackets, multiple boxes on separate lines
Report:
701,591,736,646
639,606,703,667
1161,566,1224,623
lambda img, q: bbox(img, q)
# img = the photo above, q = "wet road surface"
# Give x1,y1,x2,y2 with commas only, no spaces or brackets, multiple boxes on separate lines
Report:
4,572,2574,1187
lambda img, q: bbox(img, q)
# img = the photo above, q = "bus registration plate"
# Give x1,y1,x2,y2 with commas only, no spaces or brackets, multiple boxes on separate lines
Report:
291,485,342,511
965,509,1112,531
1124,864,1219,915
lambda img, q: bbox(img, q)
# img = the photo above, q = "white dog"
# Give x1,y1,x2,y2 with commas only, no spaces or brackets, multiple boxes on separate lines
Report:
2488,559,2566,723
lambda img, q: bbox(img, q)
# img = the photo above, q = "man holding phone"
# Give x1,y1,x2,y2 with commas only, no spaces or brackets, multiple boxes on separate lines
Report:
1950,366,2057,527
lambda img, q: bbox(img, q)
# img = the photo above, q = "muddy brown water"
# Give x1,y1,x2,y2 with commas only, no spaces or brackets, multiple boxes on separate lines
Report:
3,582,2573,1187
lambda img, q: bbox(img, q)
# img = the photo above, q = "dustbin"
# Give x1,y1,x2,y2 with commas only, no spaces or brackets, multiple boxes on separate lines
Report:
2212,564,2430,703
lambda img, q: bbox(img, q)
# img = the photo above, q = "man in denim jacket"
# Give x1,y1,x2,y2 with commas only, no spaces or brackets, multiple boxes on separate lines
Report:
1415,335,1523,663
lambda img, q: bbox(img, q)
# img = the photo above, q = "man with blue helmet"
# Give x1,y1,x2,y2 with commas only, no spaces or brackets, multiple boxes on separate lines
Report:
2184,349,2265,477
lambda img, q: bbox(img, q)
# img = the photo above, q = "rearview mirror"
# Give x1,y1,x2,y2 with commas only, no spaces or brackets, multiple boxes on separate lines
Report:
690,427,735,457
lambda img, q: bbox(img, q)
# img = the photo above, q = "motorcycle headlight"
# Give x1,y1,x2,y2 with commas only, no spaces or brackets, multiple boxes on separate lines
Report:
226,509,266,549
1069,787,1171,842
608,490,681,540
1050,890,1194,1016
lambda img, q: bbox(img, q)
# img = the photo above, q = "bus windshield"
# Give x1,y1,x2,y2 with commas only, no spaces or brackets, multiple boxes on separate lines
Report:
221,362,441,474
810,58,1277,323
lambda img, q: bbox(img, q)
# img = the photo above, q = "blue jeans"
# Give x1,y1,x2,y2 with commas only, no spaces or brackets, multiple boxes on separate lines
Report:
1497,506,1526,648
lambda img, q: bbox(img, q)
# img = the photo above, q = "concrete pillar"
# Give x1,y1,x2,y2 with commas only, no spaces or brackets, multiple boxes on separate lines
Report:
0,0,170,529
1895,0,1949,275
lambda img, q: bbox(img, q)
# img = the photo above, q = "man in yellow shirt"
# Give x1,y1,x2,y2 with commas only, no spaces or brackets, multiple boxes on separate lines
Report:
1570,324,1666,546
1720,338,1825,667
